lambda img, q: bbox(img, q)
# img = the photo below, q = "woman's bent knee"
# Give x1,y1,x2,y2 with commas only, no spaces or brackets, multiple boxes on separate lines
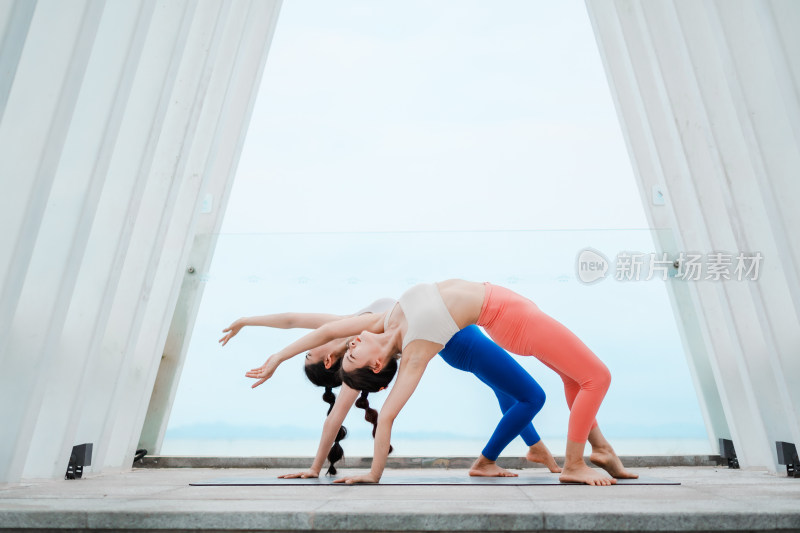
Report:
581,362,611,393
595,363,611,392
532,387,546,411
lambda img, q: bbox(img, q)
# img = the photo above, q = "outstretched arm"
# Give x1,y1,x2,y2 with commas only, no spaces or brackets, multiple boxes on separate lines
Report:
246,313,385,388
334,341,440,484
279,384,360,478
220,312,352,346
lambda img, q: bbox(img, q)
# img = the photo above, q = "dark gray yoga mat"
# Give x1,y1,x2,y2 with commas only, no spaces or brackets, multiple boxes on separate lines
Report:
190,474,679,486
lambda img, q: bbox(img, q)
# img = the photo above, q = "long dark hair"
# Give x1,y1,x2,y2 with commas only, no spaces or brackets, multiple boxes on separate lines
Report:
340,358,398,393
304,358,343,388
304,359,347,475
354,390,393,455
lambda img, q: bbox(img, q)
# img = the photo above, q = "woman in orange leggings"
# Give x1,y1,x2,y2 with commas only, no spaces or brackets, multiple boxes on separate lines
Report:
247,279,637,485
476,283,610,445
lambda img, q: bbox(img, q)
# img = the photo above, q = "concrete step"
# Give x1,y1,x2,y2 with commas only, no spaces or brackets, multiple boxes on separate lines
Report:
1,466,799,532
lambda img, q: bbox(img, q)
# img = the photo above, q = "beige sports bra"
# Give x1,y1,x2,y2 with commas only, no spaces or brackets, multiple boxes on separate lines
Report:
384,283,460,349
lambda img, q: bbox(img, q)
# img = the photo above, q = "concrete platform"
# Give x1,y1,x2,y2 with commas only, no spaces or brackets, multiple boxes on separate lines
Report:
1,466,799,532
137,454,724,469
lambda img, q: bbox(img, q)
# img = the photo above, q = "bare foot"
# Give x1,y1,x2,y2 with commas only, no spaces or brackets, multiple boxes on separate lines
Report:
590,448,638,479
559,462,616,486
469,455,519,477
526,441,562,473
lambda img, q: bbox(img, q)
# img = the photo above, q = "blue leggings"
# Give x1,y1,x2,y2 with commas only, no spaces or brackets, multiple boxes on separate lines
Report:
438,325,546,461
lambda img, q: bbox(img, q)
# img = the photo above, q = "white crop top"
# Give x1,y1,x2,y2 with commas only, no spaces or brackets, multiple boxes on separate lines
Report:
384,283,460,349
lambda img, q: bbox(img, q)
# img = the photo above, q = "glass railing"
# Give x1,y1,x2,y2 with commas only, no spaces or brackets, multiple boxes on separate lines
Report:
164,228,711,457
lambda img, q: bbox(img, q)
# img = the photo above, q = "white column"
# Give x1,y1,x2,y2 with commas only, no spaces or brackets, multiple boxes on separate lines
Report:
0,0,281,482
19,0,157,480
86,0,232,474
66,0,198,477
139,0,282,454
586,0,800,472
584,0,732,454
0,0,105,483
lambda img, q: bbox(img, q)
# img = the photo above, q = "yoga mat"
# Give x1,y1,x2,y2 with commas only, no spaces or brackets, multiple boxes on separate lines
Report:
190,474,679,486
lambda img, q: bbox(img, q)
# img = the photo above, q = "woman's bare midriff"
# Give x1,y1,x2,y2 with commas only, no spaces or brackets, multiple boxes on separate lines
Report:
436,279,486,329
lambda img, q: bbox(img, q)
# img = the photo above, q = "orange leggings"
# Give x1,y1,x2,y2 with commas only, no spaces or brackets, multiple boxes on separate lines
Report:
477,283,610,443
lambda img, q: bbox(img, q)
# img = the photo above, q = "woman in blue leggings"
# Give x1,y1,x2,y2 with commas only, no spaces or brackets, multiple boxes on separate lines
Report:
222,304,559,477
439,325,556,476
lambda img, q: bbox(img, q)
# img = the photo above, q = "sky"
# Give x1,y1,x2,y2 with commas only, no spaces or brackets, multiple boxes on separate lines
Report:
164,0,710,456
221,0,648,234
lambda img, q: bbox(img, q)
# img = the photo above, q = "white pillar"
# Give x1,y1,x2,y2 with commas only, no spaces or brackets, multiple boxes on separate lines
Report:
0,0,281,482
586,0,800,472
139,0,281,455
20,0,157,480
0,0,105,483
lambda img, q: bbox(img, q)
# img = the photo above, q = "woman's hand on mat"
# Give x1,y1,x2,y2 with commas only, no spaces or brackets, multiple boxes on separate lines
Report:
278,470,319,479
219,319,244,346
333,473,380,484
245,355,280,388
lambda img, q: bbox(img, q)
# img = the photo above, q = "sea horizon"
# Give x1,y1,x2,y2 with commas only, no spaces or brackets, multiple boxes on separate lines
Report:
160,436,713,457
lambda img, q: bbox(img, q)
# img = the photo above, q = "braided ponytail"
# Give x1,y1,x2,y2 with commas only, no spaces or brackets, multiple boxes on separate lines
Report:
354,391,393,454
322,386,337,415
320,386,347,475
